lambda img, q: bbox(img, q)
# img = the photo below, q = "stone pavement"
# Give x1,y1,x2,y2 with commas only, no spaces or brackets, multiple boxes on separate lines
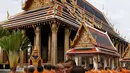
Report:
0,68,23,73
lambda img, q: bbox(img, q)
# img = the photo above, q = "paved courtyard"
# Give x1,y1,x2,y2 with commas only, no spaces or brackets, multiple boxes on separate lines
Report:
0,69,23,73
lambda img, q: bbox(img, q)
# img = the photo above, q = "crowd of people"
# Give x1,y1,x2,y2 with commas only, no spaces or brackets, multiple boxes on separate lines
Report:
9,59,130,73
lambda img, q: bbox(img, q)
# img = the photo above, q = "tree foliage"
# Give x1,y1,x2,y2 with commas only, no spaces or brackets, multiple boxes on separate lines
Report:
0,27,30,69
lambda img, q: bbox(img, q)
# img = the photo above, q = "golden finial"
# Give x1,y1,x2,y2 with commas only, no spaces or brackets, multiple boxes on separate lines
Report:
112,24,114,28
7,10,10,19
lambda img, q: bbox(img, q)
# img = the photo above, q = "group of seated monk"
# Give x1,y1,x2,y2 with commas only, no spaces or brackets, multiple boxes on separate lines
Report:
10,59,130,73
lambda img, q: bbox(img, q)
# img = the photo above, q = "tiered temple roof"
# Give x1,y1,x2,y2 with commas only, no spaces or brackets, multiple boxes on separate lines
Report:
67,23,120,57
0,0,127,42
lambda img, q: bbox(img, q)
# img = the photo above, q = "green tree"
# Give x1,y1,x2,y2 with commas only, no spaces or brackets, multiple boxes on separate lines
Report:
0,28,29,72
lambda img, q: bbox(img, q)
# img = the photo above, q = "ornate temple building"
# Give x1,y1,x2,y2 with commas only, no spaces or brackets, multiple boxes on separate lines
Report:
0,0,129,69
67,23,120,69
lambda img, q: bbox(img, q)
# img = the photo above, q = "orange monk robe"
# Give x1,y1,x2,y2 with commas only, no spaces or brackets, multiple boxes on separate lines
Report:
90,70,94,73
111,70,117,73
101,70,106,73
43,70,55,73
33,69,38,73
122,69,126,73
51,69,55,73
118,71,122,73
126,70,130,73
94,70,99,73
85,70,95,73
42,70,47,73
107,70,111,73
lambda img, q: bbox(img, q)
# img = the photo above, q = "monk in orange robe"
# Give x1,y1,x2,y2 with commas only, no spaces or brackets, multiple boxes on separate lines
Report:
33,69,38,73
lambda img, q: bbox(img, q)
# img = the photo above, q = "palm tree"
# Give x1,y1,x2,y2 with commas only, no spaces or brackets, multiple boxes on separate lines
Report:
0,28,29,73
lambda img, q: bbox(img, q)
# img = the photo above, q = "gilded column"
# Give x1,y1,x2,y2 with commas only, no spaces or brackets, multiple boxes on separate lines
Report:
29,26,42,66
89,57,93,64
64,28,71,61
119,43,122,56
48,33,52,63
115,58,119,67
20,29,26,67
51,23,58,65
115,41,119,52
35,27,41,51
0,47,3,63
108,57,111,67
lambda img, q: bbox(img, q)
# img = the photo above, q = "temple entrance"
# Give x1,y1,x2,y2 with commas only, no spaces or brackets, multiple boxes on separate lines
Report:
41,24,50,63
26,27,35,63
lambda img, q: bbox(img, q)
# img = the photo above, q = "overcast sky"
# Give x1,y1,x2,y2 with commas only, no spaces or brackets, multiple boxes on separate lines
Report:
0,0,130,41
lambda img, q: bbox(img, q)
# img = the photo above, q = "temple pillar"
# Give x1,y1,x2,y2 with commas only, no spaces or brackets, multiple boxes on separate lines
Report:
115,40,119,51
89,57,93,64
93,55,98,70
78,56,82,66
51,23,58,65
104,57,107,68
108,57,111,67
20,29,26,67
89,57,93,69
48,33,52,63
119,43,122,56
111,57,115,69
84,57,87,69
115,58,119,67
97,54,101,68
75,56,78,65
0,47,3,63
64,27,71,61
35,27,41,51
29,26,42,66
75,56,82,66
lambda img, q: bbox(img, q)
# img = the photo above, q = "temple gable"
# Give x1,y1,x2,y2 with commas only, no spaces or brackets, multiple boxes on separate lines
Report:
72,24,95,48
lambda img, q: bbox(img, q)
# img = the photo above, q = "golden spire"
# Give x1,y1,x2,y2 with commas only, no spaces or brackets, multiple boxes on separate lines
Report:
7,11,10,19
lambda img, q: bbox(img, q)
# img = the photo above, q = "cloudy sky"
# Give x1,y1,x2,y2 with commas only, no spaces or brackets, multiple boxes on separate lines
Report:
0,0,130,41
88,0,130,41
